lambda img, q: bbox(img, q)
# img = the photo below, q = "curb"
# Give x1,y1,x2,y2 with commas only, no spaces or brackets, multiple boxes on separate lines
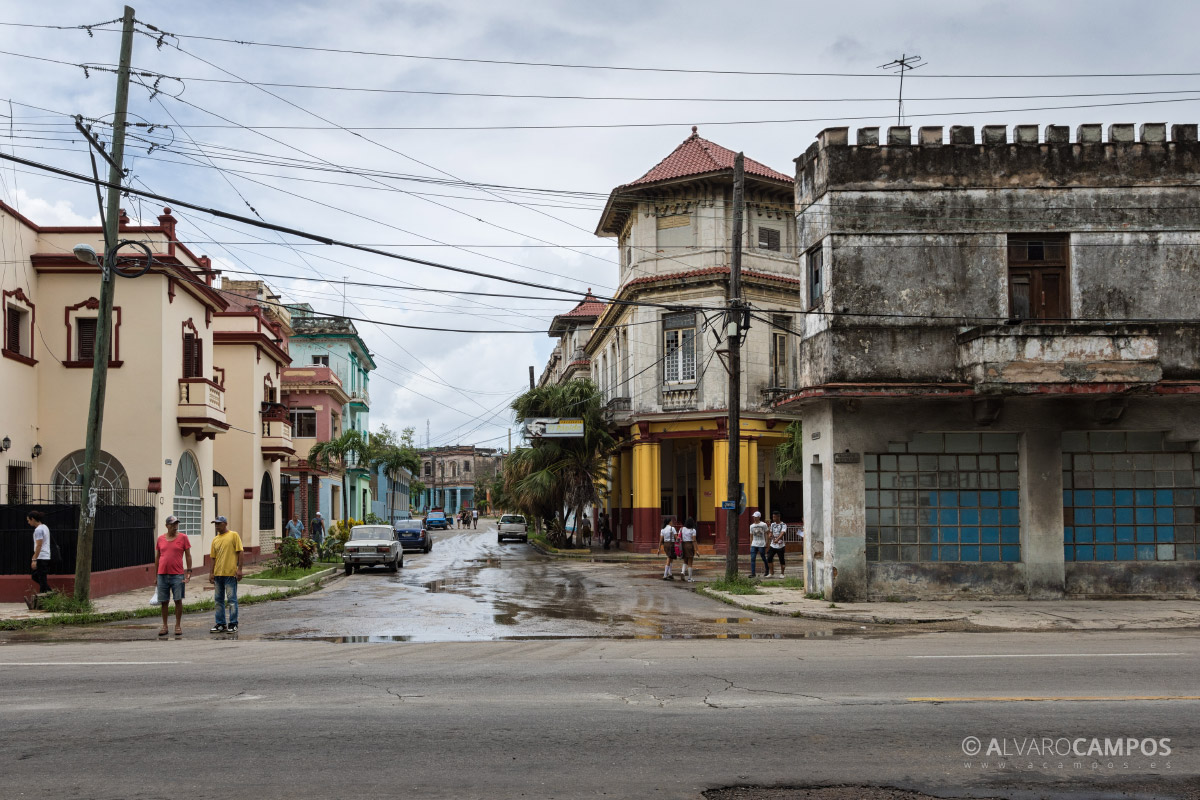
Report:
698,588,967,625
241,565,340,588
528,540,730,563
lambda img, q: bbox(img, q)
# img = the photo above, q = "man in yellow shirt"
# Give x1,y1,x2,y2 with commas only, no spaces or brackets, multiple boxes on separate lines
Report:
209,516,243,634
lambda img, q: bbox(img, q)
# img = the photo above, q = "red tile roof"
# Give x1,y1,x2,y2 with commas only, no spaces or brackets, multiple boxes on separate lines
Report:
548,290,606,336
623,128,793,188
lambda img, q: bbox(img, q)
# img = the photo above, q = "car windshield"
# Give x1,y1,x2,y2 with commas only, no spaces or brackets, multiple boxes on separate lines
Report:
427,512,445,520
500,515,525,524
350,526,392,540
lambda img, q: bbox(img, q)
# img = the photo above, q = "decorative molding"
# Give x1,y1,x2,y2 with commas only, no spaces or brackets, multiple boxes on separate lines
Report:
147,477,162,493
244,488,254,500
167,277,176,304
3,286,36,364
63,297,122,367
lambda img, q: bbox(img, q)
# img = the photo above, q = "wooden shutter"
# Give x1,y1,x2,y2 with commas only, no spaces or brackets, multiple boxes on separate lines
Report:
6,309,20,354
759,227,781,251
182,332,198,377
77,318,97,362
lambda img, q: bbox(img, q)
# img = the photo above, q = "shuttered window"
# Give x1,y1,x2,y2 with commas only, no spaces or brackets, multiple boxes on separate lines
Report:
76,318,97,362
6,307,23,355
182,332,203,378
1008,234,1069,321
758,226,782,252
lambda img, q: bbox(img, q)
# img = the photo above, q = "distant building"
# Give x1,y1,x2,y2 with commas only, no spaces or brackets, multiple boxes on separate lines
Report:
370,462,414,523
777,123,1200,600
416,445,504,514
285,304,375,520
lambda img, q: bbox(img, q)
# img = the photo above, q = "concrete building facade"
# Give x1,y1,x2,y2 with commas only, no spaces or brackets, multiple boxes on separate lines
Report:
779,122,1200,600
416,445,503,515
563,129,805,553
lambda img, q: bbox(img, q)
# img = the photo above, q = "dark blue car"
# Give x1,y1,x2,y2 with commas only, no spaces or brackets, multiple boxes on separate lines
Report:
424,511,449,531
395,519,433,553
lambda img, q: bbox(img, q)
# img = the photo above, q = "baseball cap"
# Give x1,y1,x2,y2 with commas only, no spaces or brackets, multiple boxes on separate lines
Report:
752,511,762,518
315,512,322,517
211,515,228,524
164,515,180,525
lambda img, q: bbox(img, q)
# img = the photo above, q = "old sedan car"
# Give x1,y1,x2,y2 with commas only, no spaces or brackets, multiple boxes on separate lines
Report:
424,510,450,531
396,519,432,553
342,525,403,574
497,514,528,544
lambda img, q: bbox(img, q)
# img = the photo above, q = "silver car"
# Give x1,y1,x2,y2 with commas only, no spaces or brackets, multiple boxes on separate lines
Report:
342,525,403,574
497,514,528,543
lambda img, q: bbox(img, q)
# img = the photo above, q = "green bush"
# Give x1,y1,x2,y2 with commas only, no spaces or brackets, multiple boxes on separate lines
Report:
36,591,94,614
276,536,317,570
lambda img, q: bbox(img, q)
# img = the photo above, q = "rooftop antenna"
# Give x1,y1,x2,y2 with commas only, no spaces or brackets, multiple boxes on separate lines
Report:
878,53,925,125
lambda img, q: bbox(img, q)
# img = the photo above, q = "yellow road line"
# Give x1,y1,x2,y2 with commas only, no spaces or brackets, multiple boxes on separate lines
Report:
908,695,1200,703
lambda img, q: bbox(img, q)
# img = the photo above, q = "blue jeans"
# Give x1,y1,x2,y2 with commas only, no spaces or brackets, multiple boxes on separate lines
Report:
214,576,239,626
750,546,767,576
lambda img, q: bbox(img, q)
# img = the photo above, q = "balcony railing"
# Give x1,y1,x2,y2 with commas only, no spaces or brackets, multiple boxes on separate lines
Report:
603,396,631,421
349,388,370,406
261,417,294,461
661,387,698,412
177,377,228,439
2,483,152,507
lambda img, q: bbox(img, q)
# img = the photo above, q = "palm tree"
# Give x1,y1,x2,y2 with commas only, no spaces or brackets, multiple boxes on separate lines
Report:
309,430,367,522
508,379,614,546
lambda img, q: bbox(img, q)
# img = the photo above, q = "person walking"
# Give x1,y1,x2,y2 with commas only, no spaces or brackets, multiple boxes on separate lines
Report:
749,511,769,578
660,517,679,580
578,514,592,548
679,516,698,582
209,516,244,634
310,512,326,546
26,510,52,601
767,511,788,577
600,511,614,551
154,515,192,637
472,508,479,530
285,513,304,540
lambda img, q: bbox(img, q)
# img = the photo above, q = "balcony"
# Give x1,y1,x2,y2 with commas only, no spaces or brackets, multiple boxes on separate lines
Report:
349,387,370,407
603,395,631,422
177,377,229,440
661,386,698,412
260,406,294,462
958,324,1163,391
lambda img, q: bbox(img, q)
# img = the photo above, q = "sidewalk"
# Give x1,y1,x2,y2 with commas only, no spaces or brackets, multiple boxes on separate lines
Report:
701,586,1200,631
0,565,325,622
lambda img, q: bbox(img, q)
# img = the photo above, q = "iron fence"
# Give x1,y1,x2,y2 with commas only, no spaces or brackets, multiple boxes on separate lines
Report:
0,503,155,574
2,483,152,507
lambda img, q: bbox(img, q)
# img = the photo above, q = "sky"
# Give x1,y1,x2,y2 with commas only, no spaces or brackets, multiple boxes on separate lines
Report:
2,0,1199,451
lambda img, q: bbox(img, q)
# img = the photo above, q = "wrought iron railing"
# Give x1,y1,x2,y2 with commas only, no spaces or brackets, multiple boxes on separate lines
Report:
2,483,152,507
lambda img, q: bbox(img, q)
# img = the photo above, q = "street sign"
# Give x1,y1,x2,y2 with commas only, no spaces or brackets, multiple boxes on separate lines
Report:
524,417,585,438
721,500,737,510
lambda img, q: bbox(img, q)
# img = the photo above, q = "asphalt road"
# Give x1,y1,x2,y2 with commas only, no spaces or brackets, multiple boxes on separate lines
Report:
3,523,1199,800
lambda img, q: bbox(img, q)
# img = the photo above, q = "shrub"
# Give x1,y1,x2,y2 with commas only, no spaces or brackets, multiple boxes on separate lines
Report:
708,575,763,595
276,536,318,570
37,591,94,614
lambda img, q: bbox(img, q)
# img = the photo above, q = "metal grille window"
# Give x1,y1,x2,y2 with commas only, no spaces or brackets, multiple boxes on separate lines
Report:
806,245,824,308
289,409,317,438
758,226,782,252
663,312,696,383
1063,431,1198,562
173,451,203,538
866,432,1021,564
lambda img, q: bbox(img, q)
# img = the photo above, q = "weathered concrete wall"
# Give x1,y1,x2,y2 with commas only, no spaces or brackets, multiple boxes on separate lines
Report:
1066,562,1200,598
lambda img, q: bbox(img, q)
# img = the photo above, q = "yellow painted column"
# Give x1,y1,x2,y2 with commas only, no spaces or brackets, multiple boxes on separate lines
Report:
698,445,714,523
713,439,729,504
631,439,661,551
620,449,633,511
745,438,759,512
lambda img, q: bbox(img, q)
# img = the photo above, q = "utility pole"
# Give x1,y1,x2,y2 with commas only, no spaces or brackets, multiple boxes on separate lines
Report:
74,6,136,602
528,365,535,391
725,153,745,580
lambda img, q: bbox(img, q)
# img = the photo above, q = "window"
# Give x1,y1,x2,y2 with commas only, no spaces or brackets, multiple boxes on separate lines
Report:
75,318,97,362
173,451,203,538
182,331,203,378
1008,234,1069,321
656,213,693,251
1062,431,1198,563
865,433,1022,564
289,408,317,438
259,472,275,532
806,245,824,308
424,462,432,477
312,355,329,367
52,449,129,505
770,316,791,388
464,460,471,473
3,288,34,362
663,312,697,383
5,306,27,356
758,226,782,252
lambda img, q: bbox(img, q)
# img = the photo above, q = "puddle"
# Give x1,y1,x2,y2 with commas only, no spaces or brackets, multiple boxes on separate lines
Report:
465,559,503,567
424,579,472,593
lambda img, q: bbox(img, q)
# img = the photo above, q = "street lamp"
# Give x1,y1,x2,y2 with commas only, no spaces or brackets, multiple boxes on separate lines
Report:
31,443,42,459
1,436,10,452
73,243,100,266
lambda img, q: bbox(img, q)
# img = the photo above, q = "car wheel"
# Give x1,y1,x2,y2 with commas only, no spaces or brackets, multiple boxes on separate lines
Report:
424,544,431,553
398,554,404,569
345,564,354,575
522,536,528,543
388,556,399,573
498,535,505,544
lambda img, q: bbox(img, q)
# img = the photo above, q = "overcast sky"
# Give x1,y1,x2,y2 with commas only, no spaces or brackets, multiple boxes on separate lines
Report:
2,1,1198,450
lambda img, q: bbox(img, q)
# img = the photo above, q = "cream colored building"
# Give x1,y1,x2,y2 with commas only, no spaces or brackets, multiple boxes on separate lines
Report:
212,279,294,552
1,203,243,571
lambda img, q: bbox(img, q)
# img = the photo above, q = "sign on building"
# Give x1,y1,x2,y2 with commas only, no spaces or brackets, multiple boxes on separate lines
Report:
524,418,585,438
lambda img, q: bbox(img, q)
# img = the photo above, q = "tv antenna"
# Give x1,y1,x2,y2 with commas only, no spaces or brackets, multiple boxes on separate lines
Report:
878,54,925,125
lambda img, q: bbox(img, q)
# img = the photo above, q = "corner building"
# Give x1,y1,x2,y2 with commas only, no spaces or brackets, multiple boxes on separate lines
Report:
574,129,805,553
778,122,1200,600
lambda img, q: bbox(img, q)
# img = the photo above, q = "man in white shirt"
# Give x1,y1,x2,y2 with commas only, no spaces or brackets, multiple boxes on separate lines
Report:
748,511,769,578
472,508,479,530
767,511,788,577
27,510,52,596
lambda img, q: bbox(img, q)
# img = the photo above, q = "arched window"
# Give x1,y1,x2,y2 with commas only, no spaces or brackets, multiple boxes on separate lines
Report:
52,449,129,505
212,471,229,487
259,472,275,531
173,451,202,537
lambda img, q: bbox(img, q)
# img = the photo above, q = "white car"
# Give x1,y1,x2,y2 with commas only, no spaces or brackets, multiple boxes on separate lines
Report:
497,514,528,544
343,525,403,574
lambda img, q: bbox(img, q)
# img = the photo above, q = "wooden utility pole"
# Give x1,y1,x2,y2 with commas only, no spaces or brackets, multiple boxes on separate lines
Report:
725,153,745,580
74,6,136,602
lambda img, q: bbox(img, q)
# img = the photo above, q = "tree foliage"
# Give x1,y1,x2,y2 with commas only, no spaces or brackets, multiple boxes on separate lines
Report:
775,420,804,479
308,430,368,521
503,379,614,546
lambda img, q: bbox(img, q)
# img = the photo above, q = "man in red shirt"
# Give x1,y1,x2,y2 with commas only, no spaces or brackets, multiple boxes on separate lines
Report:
154,515,193,637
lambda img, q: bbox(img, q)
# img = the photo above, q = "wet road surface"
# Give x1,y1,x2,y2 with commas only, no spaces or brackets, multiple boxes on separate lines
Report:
248,521,864,642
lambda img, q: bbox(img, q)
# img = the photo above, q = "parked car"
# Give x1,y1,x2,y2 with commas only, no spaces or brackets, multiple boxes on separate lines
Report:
396,519,432,553
497,514,528,544
425,510,450,531
342,525,403,574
